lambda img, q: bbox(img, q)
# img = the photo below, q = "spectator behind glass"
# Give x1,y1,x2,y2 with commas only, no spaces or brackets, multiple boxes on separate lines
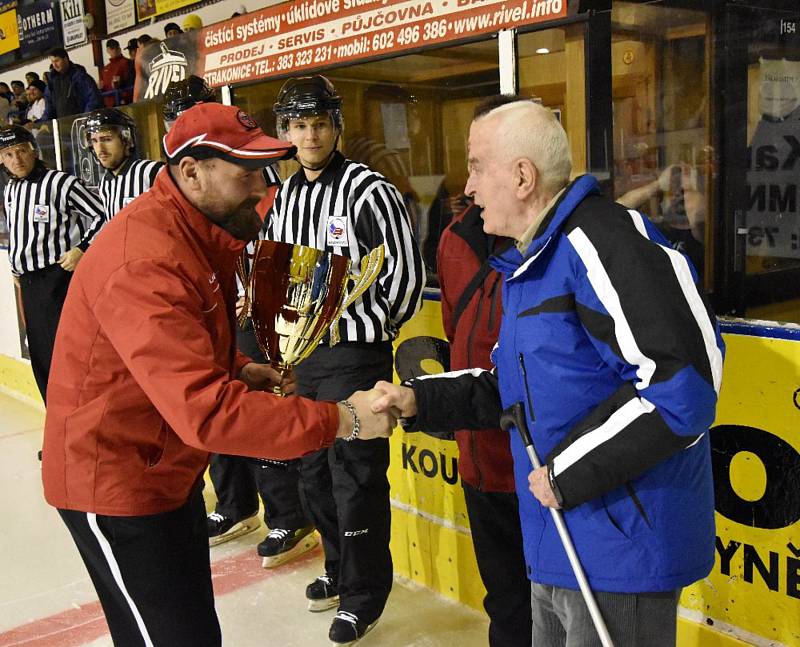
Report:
617,161,706,278
7,82,29,125
0,86,9,124
43,47,102,120
125,38,138,59
100,39,134,107
25,80,47,129
182,14,202,31
10,81,26,105
164,22,183,38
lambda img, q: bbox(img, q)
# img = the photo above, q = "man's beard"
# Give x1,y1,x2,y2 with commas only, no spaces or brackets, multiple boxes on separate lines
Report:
215,200,262,242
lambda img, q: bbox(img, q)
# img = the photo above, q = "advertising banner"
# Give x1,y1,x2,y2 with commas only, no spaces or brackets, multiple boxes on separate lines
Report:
105,0,135,33
17,1,60,58
680,330,800,646
136,0,197,21
135,0,566,99
60,0,87,48
0,8,20,55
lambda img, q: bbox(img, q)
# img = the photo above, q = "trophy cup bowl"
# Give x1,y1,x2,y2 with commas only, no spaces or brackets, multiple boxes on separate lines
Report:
239,240,384,394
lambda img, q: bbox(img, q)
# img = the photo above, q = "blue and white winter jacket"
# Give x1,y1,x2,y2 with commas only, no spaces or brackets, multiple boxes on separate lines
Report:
411,175,725,593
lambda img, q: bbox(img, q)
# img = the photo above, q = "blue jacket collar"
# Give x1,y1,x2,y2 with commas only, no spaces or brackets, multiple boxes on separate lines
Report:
490,174,600,276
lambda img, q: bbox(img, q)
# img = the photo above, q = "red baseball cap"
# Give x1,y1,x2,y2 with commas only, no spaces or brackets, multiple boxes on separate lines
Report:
162,103,295,170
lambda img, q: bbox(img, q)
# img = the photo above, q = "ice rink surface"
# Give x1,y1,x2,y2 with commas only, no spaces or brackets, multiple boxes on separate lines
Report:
0,391,489,647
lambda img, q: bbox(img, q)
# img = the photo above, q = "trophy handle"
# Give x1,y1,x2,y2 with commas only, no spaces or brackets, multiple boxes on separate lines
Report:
329,245,385,346
235,247,254,328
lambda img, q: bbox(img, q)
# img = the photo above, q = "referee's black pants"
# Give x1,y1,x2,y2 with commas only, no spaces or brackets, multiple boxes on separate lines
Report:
19,264,72,401
58,485,221,647
209,454,309,530
296,341,393,625
208,323,309,530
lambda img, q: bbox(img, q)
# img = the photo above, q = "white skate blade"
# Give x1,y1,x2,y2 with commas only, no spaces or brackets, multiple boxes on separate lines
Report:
330,618,379,646
308,595,340,612
261,532,319,569
208,514,260,547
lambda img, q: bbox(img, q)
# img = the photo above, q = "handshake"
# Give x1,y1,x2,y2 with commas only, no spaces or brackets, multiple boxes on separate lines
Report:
238,363,417,442
335,380,418,441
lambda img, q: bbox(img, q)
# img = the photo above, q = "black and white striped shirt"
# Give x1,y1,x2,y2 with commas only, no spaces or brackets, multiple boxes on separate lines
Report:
98,156,163,220
239,164,283,296
4,163,105,275
264,152,425,343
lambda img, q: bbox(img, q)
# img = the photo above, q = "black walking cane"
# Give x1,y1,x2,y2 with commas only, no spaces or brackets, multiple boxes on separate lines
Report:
500,402,615,647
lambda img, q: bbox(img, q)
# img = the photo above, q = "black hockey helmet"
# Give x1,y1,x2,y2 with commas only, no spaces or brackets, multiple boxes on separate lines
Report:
273,75,343,139
162,75,217,127
0,125,36,151
81,108,137,151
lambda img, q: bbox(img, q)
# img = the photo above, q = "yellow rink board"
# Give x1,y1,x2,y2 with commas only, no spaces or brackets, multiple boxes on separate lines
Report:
388,300,800,647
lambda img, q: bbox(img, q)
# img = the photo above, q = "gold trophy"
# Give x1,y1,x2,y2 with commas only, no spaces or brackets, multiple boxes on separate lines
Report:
237,240,384,394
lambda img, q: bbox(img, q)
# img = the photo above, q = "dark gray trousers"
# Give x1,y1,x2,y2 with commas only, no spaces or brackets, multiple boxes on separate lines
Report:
530,583,680,647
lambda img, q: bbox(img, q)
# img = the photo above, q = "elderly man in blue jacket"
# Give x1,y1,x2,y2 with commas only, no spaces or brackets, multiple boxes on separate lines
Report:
372,95,725,647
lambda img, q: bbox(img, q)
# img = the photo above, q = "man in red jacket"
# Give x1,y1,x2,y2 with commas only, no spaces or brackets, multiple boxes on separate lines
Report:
100,39,134,107
42,103,394,647
437,201,532,647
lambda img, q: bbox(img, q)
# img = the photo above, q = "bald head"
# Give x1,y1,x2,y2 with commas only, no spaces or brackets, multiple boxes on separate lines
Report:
476,100,572,196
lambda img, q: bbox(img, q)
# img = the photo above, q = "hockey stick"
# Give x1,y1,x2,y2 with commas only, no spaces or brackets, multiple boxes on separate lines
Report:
500,402,615,647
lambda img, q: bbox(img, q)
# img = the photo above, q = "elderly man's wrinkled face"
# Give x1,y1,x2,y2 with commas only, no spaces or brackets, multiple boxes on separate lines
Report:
1,143,37,179
464,117,523,239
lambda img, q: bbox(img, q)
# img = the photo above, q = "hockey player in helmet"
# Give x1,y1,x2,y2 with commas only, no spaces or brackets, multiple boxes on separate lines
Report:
267,75,425,646
272,74,343,172
83,108,163,220
161,75,217,130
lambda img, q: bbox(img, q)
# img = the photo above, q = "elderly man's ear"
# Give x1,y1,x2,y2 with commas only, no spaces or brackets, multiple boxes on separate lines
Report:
514,158,537,199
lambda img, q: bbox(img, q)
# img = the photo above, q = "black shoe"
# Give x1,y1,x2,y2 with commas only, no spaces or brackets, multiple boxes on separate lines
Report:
306,573,339,612
257,526,318,568
206,511,260,547
328,611,379,645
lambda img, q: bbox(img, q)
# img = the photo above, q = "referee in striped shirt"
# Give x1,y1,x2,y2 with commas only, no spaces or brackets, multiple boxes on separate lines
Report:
1,125,105,399
83,108,163,220
268,75,425,646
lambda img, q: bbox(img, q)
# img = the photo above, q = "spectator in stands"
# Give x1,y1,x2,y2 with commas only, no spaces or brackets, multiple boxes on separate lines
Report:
7,81,28,125
43,48,102,120
137,34,154,47
24,80,46,129
10,81,26,104
25,71,40,86
0,84,10,123
182,14,203,31
125,38,138,55
100,39,134,107
164,22,183,38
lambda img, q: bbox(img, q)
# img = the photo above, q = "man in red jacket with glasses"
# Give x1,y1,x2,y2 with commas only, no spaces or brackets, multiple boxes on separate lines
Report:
41,103,394,647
